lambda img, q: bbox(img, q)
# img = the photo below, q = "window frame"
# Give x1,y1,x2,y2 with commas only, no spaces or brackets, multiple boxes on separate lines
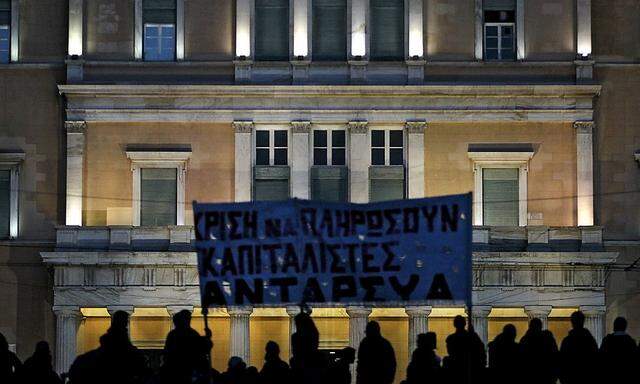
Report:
484,22,515,61
254,126,290,166
468,151,534,227
143,22,176,62
312,127,347,166
0,152,23,239
370,128,405,166
126,151,191,226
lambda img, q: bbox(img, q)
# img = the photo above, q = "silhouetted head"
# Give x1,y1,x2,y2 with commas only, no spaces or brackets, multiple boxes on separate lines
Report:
247,366,259,377
340,347,356,364
0,333,8,352
417,332,437,350
613,317,627,332
570,311,585,329
265,341,280,359
528,318,542,333
34,341,51,357
503,324,517,342
453,315,466,331
173,310,192,329
294,312,315,333
366,321,381,338
111,310,130,330
228,356,246,371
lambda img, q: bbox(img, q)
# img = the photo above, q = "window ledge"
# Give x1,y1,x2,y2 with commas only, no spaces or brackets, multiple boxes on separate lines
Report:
126,150,191,162
468,151,535,162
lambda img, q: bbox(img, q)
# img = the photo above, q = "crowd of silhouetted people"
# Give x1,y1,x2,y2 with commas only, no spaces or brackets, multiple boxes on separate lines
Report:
1,309,640,384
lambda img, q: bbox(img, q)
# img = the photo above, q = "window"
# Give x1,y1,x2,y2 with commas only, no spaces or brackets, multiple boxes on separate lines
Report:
371,130,404,166
483,1,515,61
468,148,534,227
140,168,177,226
312,129,347,202
0,0,9,64
255,0,289,61
370,129,404,202
254,129,290,201
370,0,404,61
143,0,176,61
0,152,23,239
312,0,347,61
482,168,519,226
126,150,190,226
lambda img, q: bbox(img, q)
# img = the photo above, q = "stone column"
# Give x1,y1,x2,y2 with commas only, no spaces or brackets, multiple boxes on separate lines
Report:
10,0,19,62
229,306,253,363
406,0,425,84
516,0,525,60
134,0,143,60
53,306,82,374
68,0,83,56
348,121,369,203
470,306,492,346
234,121,254,202
581,306,606,346
176,0,185,60
286,305,302,359
406,306,432,357
524,305,552,329
167,305,194,328
65,121,86,226
474,0,483,60
574,121,594,226
290,121,311,199
235,0,253,81
347,306,371,384
406,121,426,198
576,0,592,58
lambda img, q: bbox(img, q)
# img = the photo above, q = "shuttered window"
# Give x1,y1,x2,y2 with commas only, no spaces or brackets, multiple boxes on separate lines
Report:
370,166,404,202
370,0,404,61
482,168,519,226
255,0,289,61
0,0,9,64
143,0,176,61
140,168,177,226
0,170,10,238
254,166,290,201
311,167,347,202
312,0,347,61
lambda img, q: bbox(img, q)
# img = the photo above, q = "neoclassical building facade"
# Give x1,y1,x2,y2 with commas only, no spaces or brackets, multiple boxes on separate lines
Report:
2,1,640,383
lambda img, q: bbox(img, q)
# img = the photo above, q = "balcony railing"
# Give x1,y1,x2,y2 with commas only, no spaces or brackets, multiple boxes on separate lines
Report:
55,225,604,253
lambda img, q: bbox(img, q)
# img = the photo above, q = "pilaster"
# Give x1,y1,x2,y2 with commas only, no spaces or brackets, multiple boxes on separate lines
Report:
524,305,552,329
234,121,254,202
348,121,369,203
65,121,86,226
405,121,426,198
574,121,594,226
470,305,492,346
286,305,302,359
290,121,311,199
406,306,432,357
581,305,606,346
347,306,371,384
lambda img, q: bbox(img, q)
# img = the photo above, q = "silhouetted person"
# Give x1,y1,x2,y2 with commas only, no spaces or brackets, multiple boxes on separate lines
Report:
405,332,441,384
327,347,355,384
219,356,248,384
290,311,327,384
0,333,21,384
488,324,520,384
559,311,598,384
443,315,486,384
161,309,214,384
599,317,636,383
68,334,106,384
519,318,558,384
356,321,396,384
19,341,62,384
259,341,290,384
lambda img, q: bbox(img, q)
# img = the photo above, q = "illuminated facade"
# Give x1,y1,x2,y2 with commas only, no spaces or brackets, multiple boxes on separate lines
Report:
1,1,640,383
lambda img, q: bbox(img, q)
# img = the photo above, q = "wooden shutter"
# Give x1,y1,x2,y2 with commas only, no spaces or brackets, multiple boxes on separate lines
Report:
312,0,347,61
143,0,176,24
255,0,289,61
370,0,404,61
369,166,405,202
0,170,9,238
140,168,177,226
482,168,519,226
254,166,290,201
311,166,348,202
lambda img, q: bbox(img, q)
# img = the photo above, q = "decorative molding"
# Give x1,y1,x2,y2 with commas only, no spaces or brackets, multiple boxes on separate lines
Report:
233,121,254,134
290,121,311,134
405,121,427,134
125,150,192,163
65,121,87,134
348,121,368,134
468,151,535,163
574,120,594,134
